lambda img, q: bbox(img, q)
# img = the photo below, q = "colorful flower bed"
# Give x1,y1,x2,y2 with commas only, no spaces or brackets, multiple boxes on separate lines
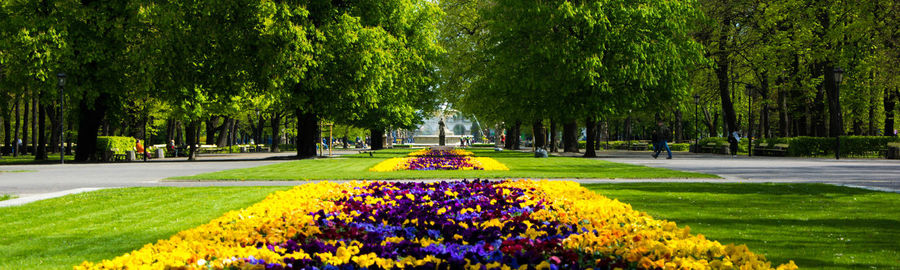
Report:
369,148,509,172
77,180,797,270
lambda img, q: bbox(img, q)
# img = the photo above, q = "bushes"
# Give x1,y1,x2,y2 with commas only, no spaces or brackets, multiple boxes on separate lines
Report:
754,136,900,157
471,143,495,147
96,136,137,155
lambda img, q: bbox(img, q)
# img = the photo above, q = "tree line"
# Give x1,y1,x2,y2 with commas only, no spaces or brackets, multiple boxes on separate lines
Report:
0,0,442,161
440,0,898,154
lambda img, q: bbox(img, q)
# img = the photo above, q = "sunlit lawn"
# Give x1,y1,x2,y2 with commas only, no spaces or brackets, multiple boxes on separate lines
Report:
172,148,716,180
587,183,900,269
0,186,291,269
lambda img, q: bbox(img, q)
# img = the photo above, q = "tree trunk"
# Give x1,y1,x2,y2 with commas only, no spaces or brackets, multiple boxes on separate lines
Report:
624,116,633,141
370,128,385,150
270,113,282,152
13,95,20,157
49,98,61,154
2,101,10,155
230,120,239,146
257,115,266,145
205,116,219,145
22,91,29,155
36,103,48,160
532,119,545,149
175,121,184,146
549,118,558,152
715,21,738,148
562,120,578,152
32,94,39,154
674,109,684,142
510,121,521,150
75,94,110,161
884,88,897,136
824,63,843,137
215,117,231,147
185,119,200,160
813,82,827,137
295,109,319,158
584,116,597,157
760,74,770,139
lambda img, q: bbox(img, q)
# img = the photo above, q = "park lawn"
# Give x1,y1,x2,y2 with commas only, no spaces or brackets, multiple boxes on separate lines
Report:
586,183,900,270
0,186,291,270
171,148,716,180
0,153,74,165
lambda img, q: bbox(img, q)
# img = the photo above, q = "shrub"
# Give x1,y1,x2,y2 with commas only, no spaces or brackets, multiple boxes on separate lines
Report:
392,144,411,148
754,136,900,157
96,136,137,155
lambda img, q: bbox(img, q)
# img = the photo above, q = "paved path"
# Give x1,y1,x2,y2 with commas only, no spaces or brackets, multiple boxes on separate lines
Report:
2,149,898,207
567,151,900,192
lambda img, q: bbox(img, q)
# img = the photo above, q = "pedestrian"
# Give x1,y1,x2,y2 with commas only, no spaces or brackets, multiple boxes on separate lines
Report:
168,139,177,157
651,121,672,159
729,130,741,157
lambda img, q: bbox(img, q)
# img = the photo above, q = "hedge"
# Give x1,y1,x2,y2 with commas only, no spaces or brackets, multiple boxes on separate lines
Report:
753,136,900,157
96,136,137,155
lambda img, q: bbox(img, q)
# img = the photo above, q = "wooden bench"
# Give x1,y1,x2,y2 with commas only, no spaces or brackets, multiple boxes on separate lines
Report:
628,143,649,151
753,142,788,156
700,142,726,154
358,149,375,156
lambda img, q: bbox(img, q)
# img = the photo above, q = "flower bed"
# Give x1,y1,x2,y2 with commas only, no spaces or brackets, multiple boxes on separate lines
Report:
369,148,508,172
77,180,797,270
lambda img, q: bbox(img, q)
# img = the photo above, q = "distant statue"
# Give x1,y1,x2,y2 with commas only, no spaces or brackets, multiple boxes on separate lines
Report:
438,117,446,146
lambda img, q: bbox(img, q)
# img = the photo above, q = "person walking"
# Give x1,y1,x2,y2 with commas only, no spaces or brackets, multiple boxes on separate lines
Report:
729,130,741,158
652,121,672,159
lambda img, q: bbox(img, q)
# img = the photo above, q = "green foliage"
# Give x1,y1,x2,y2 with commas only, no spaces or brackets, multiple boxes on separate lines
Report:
448,0,704,126
96,137,137,155
754,136,900,157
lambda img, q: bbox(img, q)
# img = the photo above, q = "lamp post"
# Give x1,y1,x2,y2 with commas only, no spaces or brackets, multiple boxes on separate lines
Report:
693,94,700,152
833,67,844,160
57,73,66,164
746,85,754,157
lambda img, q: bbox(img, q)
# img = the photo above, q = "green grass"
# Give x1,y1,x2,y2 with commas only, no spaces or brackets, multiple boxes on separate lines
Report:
585,183,900,269
172,148,716,180
2,183,894,269
0,153,75,165
0,194,16,201
0,186,292,270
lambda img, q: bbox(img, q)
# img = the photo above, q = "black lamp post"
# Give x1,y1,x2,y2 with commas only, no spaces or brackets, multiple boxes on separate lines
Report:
57,73,66,164
693,94,700,152
834,67,844,160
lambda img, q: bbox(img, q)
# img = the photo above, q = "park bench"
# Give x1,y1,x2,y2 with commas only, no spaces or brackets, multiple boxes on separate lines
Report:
358,149,375,156
701,142,727,154
753,142,787,156
628,143,649,151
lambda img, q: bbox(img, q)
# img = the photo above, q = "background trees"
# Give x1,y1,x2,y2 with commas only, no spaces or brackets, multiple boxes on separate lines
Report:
0,0,441,161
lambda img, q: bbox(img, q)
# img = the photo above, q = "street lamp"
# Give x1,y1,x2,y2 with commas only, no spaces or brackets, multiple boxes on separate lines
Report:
57,73,66,164
693,94,700,152
833,67,844,160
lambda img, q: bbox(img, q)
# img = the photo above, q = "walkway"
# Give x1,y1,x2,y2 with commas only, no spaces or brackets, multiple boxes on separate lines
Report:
570,151,900,192
2,149,898,207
